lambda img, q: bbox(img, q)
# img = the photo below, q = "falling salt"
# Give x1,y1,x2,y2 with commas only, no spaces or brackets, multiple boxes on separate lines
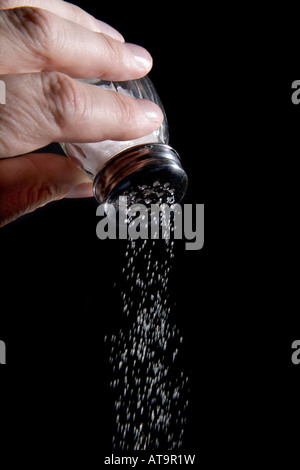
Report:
104,183,190,451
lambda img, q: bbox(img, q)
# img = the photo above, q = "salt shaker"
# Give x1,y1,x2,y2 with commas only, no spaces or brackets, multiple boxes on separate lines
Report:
60,76,188,209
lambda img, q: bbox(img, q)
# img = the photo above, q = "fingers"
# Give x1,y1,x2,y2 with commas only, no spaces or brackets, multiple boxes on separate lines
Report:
0,0,124,40
0,1,161,227
0,152,93,228
0,7,150,78
0,72,164,157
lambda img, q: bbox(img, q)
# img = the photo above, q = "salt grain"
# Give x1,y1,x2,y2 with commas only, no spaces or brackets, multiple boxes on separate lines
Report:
104,186,189,450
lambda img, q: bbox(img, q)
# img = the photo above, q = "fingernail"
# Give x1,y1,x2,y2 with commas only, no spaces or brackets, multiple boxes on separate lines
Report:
95,20,125,42
65,183,93,199
137,99,164,124
125,43,153,71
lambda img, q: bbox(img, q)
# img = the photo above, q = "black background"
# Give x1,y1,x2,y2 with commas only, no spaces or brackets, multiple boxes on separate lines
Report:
0,0,299,465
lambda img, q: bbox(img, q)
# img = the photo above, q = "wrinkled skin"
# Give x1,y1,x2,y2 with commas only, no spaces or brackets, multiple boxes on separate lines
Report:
0,0,163,227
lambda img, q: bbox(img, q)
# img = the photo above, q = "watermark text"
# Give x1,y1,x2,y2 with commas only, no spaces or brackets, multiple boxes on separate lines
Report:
96,198,204,251
291,340,300,365
0,79,6,105
0,340,6,364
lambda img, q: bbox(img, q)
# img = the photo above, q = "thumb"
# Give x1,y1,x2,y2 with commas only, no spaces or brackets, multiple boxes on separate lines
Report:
0,153,93,228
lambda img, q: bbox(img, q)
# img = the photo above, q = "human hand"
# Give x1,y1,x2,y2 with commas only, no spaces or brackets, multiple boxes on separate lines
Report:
0,0,163,227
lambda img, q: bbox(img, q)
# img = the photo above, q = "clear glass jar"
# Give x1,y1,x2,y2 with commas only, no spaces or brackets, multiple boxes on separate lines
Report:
61,76,188,208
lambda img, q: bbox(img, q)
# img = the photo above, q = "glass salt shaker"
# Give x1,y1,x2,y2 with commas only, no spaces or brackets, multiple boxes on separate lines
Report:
60,76,188,210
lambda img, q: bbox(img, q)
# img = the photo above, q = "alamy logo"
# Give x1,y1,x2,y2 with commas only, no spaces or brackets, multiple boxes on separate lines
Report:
96,198,204,250
0,340,6,364
291,80,300,104
291,340,300,365
0,80,6,105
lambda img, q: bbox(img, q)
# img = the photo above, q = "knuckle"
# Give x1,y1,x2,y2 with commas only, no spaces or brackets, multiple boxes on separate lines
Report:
24,182,55,211
13,181,55,221
100,35,125,79
113,92,137,127
4,7,54,65
40,72,83,133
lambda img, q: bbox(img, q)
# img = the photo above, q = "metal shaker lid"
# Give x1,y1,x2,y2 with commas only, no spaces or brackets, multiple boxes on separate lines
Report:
93,143,188,208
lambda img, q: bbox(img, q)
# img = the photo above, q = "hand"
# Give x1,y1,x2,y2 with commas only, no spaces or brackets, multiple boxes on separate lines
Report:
0,0,163,228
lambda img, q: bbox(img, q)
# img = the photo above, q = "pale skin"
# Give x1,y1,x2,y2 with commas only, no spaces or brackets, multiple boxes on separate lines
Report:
0,0,163,227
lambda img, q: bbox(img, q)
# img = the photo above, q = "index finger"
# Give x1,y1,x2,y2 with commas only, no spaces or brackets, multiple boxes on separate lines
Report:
0,7,152,78
0,0,124,41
